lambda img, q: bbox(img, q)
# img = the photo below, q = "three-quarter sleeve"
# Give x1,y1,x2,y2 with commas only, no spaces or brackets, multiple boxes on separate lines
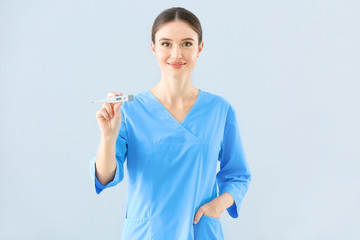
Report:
216,104,251,218
89,106,128,194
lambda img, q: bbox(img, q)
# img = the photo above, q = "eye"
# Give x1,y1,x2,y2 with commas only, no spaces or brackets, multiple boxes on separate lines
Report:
161,42,170,47
184,42,193,47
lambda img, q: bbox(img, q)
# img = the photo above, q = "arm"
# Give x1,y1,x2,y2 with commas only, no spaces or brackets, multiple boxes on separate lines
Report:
194,104,251,223
89,107,128,194
216,104,251,218
95,135,118,186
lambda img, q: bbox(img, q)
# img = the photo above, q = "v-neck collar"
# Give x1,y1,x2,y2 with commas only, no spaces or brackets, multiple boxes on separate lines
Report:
146,88,202,126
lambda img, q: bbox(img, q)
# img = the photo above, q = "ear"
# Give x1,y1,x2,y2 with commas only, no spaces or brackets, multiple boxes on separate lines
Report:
197,41,204,57
151,41,156,56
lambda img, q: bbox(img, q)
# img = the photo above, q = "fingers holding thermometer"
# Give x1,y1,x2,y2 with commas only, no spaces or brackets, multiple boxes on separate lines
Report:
103,92,116,119
96,92,124,139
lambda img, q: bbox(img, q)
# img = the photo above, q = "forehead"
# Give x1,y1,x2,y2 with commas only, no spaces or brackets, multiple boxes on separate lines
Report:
156,21,197,41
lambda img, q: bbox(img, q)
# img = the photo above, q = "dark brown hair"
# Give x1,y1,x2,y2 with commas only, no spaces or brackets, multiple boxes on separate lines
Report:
151,7,203,46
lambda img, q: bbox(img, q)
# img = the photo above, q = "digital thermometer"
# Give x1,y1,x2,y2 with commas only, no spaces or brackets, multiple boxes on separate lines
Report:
92,94,134,103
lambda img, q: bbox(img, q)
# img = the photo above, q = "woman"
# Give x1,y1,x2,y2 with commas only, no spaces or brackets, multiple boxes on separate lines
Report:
89,7,251,240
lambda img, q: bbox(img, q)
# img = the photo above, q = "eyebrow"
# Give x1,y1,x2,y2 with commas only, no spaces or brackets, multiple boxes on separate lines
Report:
158,37,195,42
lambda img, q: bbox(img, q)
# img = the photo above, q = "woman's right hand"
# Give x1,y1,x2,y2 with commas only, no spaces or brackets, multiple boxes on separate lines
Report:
96,92,124,140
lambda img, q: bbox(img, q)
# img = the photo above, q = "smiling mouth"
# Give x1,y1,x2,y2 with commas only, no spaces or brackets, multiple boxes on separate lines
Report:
167,62,186,69
167,62,186,65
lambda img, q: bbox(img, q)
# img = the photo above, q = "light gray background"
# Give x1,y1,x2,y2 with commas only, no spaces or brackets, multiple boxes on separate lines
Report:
1,0,359,239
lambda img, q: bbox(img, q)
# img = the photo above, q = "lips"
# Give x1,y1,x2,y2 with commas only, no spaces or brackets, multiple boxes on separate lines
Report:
168,62,185,65
167,62,186,68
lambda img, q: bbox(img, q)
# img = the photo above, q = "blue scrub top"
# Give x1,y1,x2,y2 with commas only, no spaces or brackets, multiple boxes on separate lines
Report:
89,89,251,240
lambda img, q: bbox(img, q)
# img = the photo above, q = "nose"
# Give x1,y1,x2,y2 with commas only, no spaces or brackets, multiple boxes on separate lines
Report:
171,44,182,58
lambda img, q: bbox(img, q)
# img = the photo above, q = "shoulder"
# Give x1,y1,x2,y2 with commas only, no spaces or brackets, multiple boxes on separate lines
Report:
200,90,239,126
200,89,233,111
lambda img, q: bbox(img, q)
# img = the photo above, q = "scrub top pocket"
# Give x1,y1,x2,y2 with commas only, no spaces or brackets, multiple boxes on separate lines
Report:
193,215,224,240
121,218,151,240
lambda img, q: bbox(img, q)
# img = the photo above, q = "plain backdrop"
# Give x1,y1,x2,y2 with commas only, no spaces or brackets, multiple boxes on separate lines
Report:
1,0,359,239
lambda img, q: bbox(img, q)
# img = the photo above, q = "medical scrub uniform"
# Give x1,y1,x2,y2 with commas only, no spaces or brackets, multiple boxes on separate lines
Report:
89,89,251,240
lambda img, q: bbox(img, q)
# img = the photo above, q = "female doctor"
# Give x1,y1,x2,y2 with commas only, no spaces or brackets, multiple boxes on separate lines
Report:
90,7,251,240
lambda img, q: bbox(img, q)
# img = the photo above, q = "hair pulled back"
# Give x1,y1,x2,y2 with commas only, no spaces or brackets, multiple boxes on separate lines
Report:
151,7,203,46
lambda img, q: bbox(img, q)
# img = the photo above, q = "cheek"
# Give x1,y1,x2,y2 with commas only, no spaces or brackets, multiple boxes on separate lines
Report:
187,50,198,59
188,54,198,63
155,52,168,61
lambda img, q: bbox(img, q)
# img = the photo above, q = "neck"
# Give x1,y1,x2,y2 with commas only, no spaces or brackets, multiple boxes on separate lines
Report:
151,73,198,105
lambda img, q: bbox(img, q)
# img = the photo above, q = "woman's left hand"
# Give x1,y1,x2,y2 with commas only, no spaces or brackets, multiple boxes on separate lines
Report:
193,198,224,224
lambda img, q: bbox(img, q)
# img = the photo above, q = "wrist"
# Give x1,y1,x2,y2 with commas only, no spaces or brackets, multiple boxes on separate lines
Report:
101,134,117,143
217,192,234,212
